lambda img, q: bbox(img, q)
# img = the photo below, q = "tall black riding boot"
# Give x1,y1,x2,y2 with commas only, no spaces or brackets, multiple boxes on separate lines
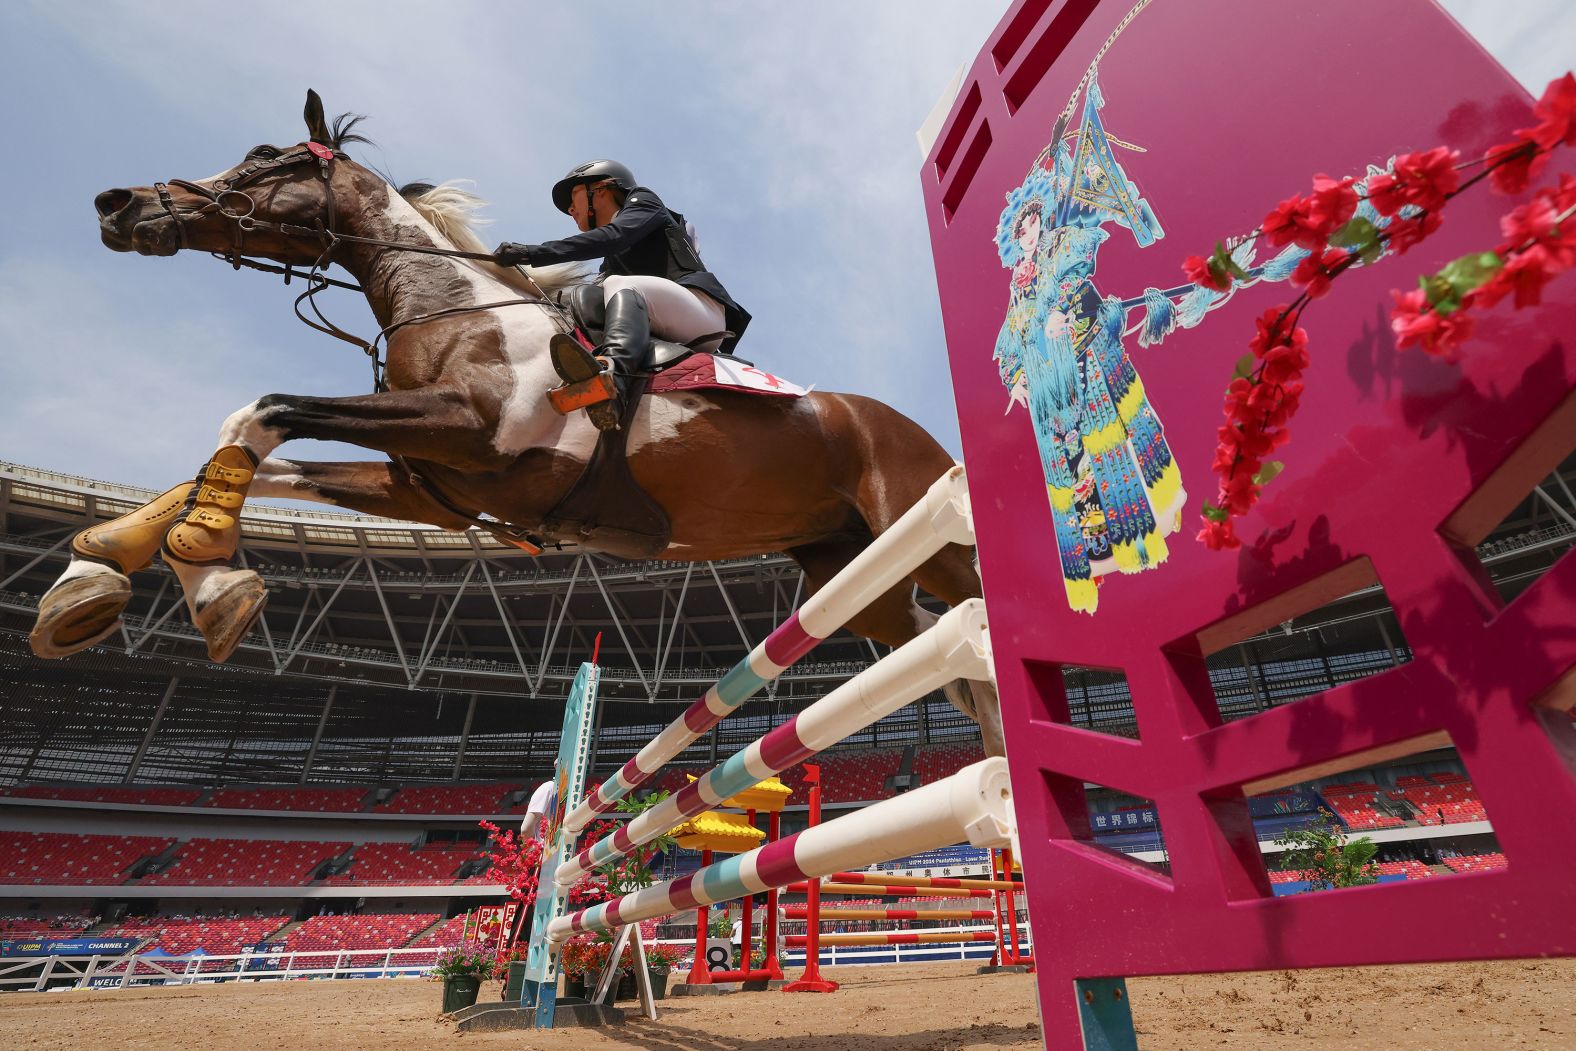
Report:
550,288,652,431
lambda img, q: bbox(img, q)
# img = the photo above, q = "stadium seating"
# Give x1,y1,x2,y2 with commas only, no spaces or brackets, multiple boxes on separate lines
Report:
283,911,439,968
2,785,203,806
141,838,349,886
406,913,469,950
204,787,371,812
321,842,485,885
101,915,290,958
1317,785,1405,830
0,831,173,885
371,783,522,815
0,914,95,940
401,914,472,965
1399,779,1489,825
1440,852,1507,873
912,743,986,784
1376,860,1434,879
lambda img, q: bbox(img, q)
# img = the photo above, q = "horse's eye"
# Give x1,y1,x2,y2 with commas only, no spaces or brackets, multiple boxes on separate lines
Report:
247,145,280,160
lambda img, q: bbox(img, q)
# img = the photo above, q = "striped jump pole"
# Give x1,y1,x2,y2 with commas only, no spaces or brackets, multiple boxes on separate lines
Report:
547,759,1013,946
823,872,1025,893
791,883,1002,899
562,466,974,835
554,600,990,888
785,907,995,922
787,931,998,948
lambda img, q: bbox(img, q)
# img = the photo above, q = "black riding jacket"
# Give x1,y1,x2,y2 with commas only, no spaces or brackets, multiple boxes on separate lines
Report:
522,187,750,352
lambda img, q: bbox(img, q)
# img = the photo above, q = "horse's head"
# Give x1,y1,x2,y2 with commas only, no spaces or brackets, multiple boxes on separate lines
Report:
93,90,367,265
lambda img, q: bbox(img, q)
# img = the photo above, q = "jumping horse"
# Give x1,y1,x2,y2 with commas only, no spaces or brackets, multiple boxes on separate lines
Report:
29,91,1005,756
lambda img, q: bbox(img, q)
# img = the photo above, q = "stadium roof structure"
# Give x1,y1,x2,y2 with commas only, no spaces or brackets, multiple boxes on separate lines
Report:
0,453,1571,788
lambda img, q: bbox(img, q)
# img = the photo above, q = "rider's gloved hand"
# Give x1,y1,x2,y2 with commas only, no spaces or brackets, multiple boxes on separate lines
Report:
493,242,533,267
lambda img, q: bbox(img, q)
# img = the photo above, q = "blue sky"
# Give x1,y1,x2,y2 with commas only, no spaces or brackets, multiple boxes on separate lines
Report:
0,1,1569,494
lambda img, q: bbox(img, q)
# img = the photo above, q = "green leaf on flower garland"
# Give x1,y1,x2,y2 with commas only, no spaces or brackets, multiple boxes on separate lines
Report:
1419,273,1462,316
1438,251,1503,298
1211,241,1250,283
1252,460,1285,487
1233,352,1256,380
1331,216,1383,264
1201,500,1229,523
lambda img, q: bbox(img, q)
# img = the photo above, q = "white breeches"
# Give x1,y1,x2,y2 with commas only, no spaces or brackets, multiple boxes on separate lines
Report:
601,274,726,350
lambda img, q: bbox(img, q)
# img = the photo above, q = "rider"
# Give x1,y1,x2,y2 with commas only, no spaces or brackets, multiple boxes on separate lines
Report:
493,160,750,430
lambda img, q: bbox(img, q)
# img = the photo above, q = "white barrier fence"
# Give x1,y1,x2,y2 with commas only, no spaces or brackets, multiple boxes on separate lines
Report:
0,945,451,991
0,924,1025,993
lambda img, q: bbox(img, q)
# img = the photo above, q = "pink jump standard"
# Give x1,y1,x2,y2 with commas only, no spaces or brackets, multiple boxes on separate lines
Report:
924,1,1576,1047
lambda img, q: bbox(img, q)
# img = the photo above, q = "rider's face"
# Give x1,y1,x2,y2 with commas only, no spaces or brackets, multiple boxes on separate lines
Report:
568,185,591,231
569,184,620,232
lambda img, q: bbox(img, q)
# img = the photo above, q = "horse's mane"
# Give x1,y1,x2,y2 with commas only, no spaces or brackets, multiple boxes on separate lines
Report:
398,180,587,298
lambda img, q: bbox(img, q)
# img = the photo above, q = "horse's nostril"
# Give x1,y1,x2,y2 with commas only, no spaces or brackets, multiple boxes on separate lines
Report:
94,189,134,218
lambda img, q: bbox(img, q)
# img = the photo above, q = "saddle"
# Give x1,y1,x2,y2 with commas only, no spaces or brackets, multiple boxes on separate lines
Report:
535,287,743,561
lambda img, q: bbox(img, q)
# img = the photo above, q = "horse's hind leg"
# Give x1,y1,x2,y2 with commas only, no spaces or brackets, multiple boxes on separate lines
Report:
813,393,1008,758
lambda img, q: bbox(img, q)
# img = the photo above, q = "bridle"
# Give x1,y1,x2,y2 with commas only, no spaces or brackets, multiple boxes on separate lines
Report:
152,140,569,394
152,140,575,555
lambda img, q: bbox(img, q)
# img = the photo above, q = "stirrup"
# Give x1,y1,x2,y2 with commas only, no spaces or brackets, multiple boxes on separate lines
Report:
551,331,605,384
547,371,618,415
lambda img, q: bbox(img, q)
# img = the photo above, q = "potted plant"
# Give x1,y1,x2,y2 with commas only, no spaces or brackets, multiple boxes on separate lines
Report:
497,944,530,1002
557,936,609,1001
432,945,494,1014
644,941,687,1001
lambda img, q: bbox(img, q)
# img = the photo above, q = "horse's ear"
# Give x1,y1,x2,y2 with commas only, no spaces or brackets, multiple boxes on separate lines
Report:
304,89,332,146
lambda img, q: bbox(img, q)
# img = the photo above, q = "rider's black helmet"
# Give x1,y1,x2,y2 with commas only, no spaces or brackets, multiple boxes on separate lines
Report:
551,160,638,214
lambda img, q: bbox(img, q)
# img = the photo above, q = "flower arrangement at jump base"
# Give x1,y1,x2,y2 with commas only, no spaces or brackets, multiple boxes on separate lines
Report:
1186,73,1576,550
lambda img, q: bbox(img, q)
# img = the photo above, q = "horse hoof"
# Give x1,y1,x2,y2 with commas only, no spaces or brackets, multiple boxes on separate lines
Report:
29,568,133,659
192,569,268,663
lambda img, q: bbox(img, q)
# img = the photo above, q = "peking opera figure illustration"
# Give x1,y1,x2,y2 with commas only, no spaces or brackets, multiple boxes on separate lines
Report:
994,70,1315,614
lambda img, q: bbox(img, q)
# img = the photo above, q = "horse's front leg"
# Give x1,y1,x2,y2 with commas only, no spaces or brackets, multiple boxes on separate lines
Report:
161,388,490,660
30,389,486,662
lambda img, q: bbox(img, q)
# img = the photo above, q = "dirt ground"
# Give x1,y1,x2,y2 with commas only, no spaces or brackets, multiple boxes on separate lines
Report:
3,958,1574,1050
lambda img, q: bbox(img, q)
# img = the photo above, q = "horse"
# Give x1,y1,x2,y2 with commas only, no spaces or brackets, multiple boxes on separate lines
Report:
28,90,1005,758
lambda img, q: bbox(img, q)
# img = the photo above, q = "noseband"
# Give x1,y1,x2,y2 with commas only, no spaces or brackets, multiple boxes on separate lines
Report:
154,143,340,270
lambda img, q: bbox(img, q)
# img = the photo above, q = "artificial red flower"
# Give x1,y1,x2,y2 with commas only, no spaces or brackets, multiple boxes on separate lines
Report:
1367,148,1461,217
1307,174,1358,233
1527,72,1576,151
1390,287,1475,360
1260,341,1310,385
1249,305,1306,358
1486,132,1549,195
1261,193,1325,251
1197,517,1241,551
1499,187,1576,268
1552,172,1576,212
1290,248,1352,299
1219,471,1260,515
1183,253,1232,292
1476,246,1564,309
1382,210,1444,255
